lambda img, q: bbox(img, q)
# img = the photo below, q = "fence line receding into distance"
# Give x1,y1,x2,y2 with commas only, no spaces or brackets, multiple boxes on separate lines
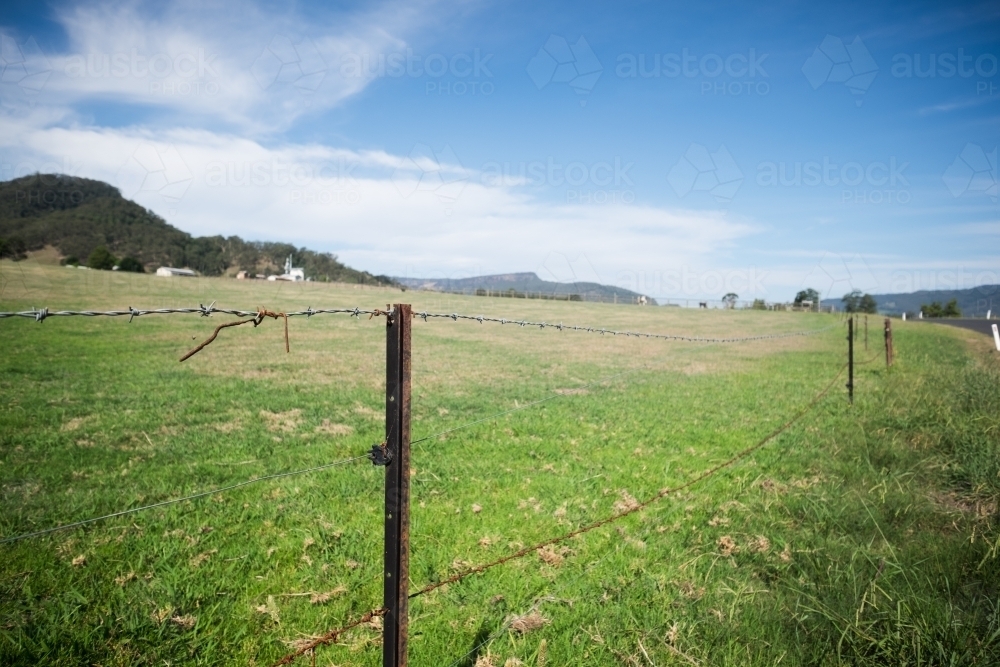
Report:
0,302,875,667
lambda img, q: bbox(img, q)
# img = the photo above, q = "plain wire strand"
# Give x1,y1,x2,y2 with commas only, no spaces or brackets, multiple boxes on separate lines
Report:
0,454,369,546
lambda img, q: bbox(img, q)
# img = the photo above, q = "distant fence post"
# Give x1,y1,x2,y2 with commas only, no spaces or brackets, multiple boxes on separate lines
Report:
884,317,893,368
847,316,854,403
384,303,411,667
864,315,868,351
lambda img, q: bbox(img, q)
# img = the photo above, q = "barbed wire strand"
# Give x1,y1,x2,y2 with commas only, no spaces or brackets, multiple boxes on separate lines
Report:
0,454,369,546
0,304,836,344
407,362,847,601
271,607,387,667
0,305,387,321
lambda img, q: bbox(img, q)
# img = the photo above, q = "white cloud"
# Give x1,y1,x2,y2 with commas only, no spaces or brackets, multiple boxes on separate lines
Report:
0,116,758,294
3,1,432,132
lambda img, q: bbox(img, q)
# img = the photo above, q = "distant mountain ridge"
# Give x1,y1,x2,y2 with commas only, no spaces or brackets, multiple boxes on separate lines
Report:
822,285,1000,316
396,272,656,303
0,173,394,284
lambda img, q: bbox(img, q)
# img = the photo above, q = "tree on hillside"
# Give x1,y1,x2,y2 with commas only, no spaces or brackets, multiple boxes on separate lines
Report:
87,246,117,271
842,290,878,313
117,256,144,273
0,236,27,260
722,292,738,309
794,288,819,309
923,299,961,317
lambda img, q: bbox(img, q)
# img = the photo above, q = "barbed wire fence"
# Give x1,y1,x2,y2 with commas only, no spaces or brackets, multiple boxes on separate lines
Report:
0,301,875,666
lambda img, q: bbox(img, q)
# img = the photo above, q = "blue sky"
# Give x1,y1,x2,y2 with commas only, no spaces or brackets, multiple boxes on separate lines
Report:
0,0,997,302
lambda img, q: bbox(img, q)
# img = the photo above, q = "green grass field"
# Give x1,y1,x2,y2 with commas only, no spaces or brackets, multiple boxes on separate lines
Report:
2,257,999,666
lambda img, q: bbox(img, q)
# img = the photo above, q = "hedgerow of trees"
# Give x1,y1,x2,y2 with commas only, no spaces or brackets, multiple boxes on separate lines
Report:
921,299,961,318
842,289,878,313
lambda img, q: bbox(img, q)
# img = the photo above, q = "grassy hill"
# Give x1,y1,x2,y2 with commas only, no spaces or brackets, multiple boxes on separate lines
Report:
0,173,394,284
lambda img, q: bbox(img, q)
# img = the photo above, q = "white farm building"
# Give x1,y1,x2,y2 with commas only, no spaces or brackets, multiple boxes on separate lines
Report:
155,267,196,277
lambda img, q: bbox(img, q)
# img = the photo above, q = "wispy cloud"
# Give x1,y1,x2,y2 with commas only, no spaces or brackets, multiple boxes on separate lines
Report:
0,117,758,291
3,1,442,132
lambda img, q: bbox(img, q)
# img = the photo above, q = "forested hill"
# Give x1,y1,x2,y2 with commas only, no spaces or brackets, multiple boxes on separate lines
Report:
0,173,394,283
822,284,1000,317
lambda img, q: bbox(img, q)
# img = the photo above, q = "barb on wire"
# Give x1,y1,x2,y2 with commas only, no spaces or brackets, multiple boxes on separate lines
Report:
0,454,368,546
271,607,386,667
408,363,847,601
409,310,839,344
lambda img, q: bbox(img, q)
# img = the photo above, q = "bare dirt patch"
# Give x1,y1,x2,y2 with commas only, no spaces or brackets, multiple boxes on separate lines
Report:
259,409,302,432
313,419,353,436
61,416,91,432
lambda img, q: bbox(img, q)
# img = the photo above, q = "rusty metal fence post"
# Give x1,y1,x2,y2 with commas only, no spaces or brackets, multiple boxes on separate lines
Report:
384,304,411,667
847,316,854,403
